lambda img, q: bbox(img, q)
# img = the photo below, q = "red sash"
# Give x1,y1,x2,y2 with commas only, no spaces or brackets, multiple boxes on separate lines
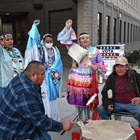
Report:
88,70,101,120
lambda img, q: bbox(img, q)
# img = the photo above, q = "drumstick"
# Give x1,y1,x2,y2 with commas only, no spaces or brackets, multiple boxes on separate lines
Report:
61,94,97,135
86,94,97,106
60,108,85,135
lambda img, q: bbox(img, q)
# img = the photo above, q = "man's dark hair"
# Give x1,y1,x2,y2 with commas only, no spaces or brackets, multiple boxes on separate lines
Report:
24,61,43,73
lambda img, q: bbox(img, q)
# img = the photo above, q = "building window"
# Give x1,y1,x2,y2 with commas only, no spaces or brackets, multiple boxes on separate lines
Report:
113,18,116,44
133,25,135,42
98,13,102,45
106,16,110,44
136,26,137,41
119,20,122,43
131,0,133,5
2,23,13,34
139,27,140,41
138,26,140,41
134,0,136,7
127,23,129,43
124,22,126,44
130,24,132,42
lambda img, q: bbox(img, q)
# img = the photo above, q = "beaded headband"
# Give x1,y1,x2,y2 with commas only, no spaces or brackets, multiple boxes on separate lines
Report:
43,33,52,39
3,33,13,38
0,35,4,40
78,34,89,39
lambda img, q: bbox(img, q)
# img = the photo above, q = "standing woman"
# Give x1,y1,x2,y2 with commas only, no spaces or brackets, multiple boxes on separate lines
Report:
0,33,24,96
57,19,106,126
40,33,63,121
24,20,63,121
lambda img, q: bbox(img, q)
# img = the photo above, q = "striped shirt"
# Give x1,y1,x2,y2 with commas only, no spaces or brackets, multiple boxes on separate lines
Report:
0,72,62,140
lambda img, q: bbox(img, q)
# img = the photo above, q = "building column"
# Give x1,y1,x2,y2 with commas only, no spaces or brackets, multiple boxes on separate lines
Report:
77,0,96,45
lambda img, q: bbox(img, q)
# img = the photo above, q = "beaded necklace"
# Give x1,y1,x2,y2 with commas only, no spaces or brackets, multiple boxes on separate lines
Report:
7,48,17,62
7,48,23,76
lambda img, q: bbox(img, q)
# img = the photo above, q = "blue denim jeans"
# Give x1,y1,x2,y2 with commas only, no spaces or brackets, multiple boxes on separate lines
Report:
98,102,140,127
75,106,90,120
0,87,5,97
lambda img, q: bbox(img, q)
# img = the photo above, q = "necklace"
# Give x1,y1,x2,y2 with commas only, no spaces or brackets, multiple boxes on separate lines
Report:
43,46,55,67
7,49,17,62
46,48,55,57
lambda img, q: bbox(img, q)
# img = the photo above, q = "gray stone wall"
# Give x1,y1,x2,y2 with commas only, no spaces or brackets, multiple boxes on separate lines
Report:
77,0,98,46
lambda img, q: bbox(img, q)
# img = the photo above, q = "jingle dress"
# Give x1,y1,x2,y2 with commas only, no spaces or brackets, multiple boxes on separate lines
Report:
57,27,106,108
40,41,62,121
24,23,62,121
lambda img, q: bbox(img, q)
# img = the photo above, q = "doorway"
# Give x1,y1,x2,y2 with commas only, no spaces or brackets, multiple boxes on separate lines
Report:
0,12,28,55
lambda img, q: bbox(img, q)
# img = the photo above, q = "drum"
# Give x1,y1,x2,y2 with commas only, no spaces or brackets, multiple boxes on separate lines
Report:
81,120,136,140
68,43,88,63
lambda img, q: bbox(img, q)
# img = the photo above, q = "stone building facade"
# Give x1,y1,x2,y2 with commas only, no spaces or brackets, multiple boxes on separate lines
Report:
0,0,140,66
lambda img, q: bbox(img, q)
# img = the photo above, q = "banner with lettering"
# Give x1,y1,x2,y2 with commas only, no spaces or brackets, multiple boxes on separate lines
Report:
96,44,125,78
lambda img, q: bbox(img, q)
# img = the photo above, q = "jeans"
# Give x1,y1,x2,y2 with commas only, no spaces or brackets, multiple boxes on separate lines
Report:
98,102,140,127
75,106,90,120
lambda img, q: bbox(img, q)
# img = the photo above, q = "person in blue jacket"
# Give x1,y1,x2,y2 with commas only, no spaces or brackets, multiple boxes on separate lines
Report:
0,61,73,140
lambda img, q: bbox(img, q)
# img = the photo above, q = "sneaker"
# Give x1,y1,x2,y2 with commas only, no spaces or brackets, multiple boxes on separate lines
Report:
76,119,84,127
85,117,92,123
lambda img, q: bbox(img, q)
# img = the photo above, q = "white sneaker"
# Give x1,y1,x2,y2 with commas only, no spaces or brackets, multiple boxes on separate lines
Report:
76,120,84,127
85,119,92,123
85,117,92,123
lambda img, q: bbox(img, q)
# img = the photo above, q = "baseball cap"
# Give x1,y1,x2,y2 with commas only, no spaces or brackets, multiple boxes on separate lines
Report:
115,56,128,65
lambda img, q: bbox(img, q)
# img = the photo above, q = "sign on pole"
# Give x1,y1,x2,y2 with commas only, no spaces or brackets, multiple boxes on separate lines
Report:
96,44,125,79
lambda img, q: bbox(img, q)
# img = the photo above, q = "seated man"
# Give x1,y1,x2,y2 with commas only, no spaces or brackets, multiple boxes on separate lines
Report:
0,61,73,140
98,56,140,127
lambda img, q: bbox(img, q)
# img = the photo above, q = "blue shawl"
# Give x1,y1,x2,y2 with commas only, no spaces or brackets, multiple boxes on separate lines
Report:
45,47,63,101
25,22,63,101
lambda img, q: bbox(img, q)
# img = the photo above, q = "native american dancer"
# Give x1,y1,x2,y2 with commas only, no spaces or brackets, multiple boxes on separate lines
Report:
24,20,62,121
0,33,24,96
57,19,107,126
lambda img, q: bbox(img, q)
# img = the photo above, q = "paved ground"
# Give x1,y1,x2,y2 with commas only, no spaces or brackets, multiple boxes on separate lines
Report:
48,66,140,140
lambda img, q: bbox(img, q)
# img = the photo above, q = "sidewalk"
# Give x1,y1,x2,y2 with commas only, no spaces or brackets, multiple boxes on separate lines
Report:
49,66,140,140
